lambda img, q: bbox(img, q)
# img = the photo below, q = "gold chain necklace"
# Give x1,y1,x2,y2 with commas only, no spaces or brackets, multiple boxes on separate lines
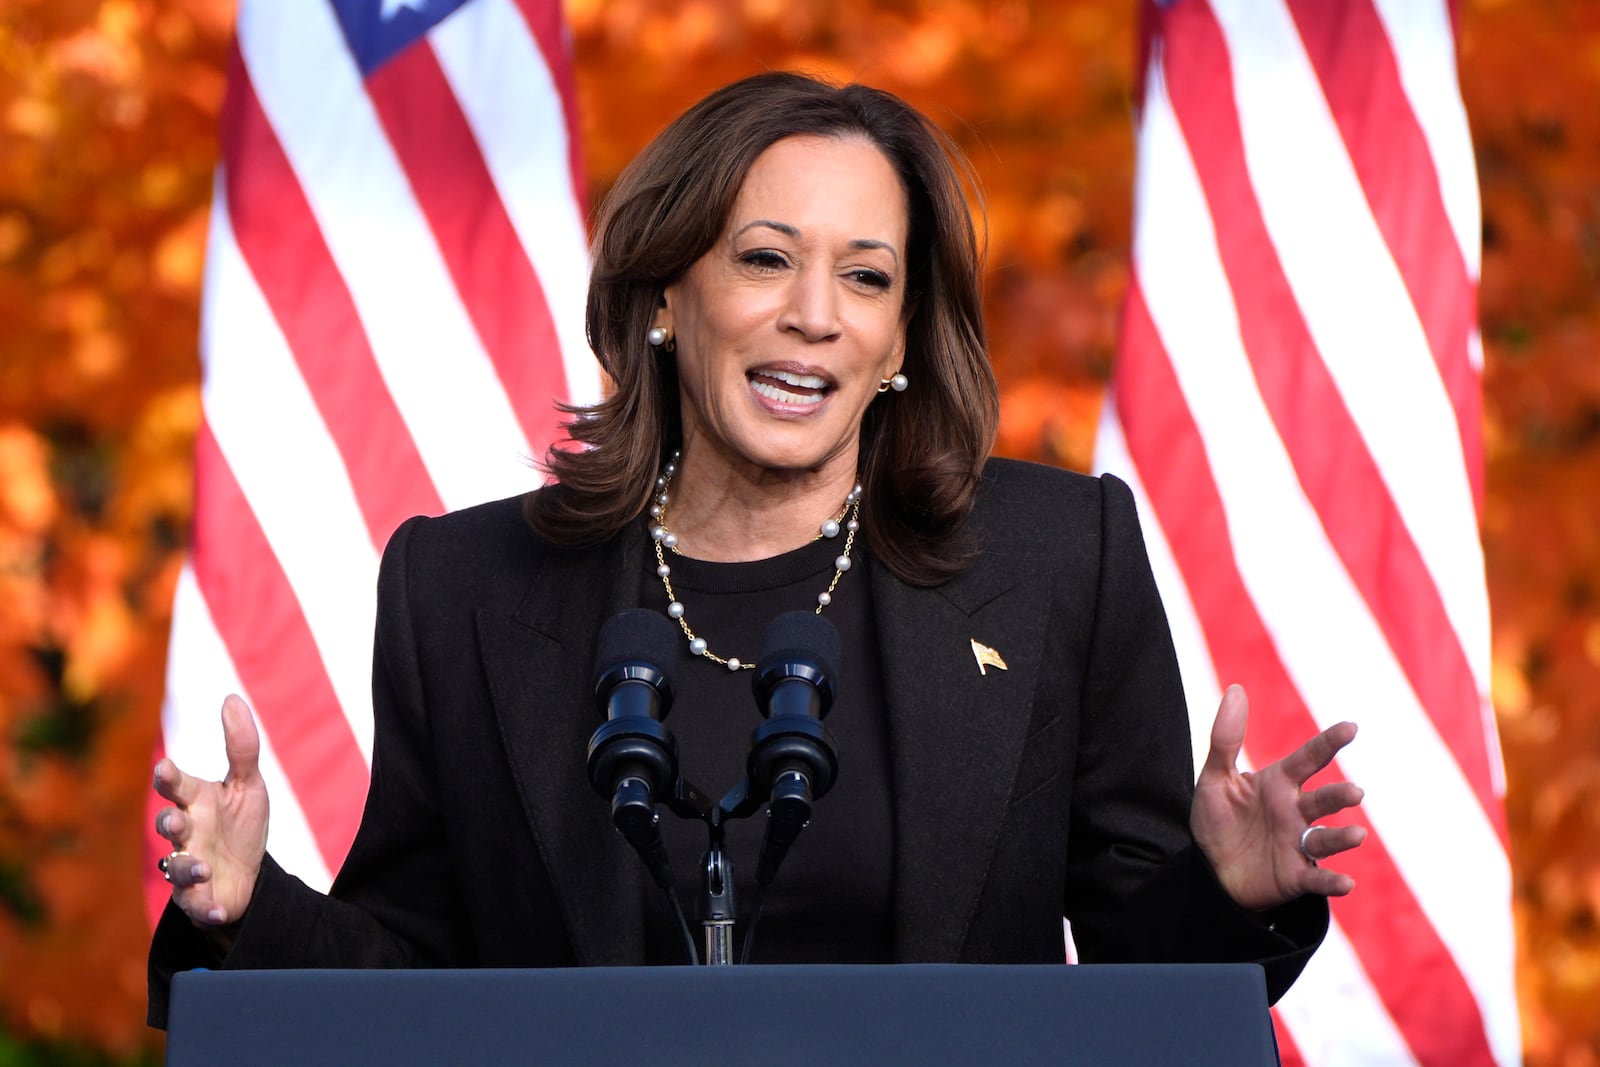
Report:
648,451,861,671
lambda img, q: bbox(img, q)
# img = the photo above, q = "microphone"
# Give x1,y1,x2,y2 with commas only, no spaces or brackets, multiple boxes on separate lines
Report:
585,609,682,889
747,611,841,887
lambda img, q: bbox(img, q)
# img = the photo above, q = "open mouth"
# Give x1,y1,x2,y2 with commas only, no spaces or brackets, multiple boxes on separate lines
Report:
748,368,832,406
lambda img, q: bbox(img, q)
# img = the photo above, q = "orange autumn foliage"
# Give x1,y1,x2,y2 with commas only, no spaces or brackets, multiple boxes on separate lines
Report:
1466,1,1600,1061
0,0,226,1055
0,0,1593,1062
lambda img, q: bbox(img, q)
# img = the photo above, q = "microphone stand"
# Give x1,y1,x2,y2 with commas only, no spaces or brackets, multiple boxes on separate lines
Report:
701,815,735,965
668,778,762,965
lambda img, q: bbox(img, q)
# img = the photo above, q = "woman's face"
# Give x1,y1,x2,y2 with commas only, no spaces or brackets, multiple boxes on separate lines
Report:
658,134,909,487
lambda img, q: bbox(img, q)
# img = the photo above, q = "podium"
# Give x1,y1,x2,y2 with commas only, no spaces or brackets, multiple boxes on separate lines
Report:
166,963,1280,1065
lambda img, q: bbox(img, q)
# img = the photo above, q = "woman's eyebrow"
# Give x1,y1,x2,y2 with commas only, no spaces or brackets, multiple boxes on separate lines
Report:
849,238,900,265
734,219,799,239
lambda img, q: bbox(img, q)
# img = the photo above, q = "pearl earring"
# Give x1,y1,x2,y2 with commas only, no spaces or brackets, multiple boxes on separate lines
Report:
647,327,669,347
878,373,909,393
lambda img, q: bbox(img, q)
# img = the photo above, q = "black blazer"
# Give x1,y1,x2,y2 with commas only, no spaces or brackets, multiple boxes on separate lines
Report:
150,459,1324,1026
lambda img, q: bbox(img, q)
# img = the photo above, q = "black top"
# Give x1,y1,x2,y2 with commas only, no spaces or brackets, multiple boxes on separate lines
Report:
637,529,893,964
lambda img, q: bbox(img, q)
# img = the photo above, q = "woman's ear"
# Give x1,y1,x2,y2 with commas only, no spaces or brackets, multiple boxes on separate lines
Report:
646,287,677,351
653,286,676,335
887,324,908,379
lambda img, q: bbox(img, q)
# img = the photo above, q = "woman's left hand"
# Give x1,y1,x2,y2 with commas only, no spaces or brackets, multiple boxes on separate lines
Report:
1191,684,1367,911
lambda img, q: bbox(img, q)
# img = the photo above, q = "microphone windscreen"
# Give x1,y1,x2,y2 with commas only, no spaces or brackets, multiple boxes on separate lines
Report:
592,608,681,687
756,610,842,683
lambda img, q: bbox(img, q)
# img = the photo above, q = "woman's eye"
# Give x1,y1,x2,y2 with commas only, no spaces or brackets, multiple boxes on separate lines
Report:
848,268,892,290
740,250,789,270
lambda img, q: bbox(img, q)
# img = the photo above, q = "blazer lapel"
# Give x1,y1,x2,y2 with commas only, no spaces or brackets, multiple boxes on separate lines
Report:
873,547,1053,961
476,522,651,964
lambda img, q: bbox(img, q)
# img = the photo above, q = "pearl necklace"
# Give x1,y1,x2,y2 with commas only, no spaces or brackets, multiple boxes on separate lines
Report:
649,452,862,671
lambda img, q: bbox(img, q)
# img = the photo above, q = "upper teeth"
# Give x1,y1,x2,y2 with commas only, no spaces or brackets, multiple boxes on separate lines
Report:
762,370,828,389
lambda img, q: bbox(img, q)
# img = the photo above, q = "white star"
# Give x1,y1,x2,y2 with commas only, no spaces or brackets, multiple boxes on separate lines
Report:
380,0,429,20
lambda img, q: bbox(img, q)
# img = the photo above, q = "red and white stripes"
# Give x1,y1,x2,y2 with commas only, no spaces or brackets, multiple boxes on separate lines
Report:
1095,1,1517,1063
149,0,593,919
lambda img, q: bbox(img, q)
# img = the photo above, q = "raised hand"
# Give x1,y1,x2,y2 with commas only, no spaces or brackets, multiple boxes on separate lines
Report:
152,694,270,927
1190,685,1367,911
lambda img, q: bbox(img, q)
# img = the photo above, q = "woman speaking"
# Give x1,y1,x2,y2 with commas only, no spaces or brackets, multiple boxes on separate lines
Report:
148,71,1364,1024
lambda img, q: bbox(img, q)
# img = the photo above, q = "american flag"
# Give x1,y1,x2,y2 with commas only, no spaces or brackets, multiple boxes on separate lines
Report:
1094,0,1518,1064
145,0,596,923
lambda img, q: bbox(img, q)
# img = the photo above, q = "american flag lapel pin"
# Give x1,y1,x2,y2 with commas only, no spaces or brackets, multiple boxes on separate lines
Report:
970,638,1008,676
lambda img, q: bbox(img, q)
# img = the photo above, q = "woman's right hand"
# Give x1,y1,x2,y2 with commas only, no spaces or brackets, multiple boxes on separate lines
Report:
152,694,270,927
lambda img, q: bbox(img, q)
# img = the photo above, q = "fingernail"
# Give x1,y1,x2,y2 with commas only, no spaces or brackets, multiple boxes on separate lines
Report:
192,863,209,881
207,908,226,924
152,762,164,787
156,811,169,836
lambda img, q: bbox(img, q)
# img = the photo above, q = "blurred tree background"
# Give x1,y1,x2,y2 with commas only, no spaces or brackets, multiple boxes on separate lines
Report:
0,0,1594,1062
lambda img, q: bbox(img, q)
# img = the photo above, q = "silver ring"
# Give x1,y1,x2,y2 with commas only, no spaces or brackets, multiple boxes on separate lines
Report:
1298,825,1321,863
158,849,189,884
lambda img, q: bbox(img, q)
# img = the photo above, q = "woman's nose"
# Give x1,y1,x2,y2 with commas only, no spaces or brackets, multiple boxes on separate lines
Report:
777,266,841,342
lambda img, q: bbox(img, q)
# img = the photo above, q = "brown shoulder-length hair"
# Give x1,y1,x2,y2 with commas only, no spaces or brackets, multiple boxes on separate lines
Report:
528,71,999,586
